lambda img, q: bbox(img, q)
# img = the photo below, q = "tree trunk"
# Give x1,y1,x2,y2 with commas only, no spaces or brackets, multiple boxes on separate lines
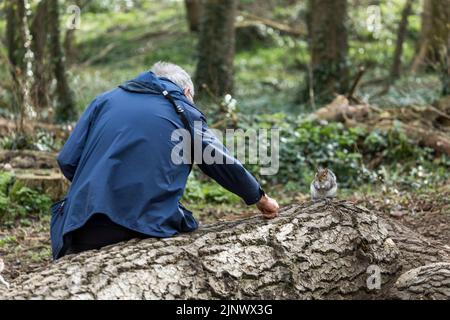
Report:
5,0,27,120
0,200,439,300
411,0,450,76
194,0,237,98
63,29,77,66
64,0,90,66
425,0,449,67
411,0,432,72
390,0,414,81
30,0,50,113
47,0,77,123
184,0,202,32
307,0,349,104
443,35,449,96
5,0,27,77
5,0,35,132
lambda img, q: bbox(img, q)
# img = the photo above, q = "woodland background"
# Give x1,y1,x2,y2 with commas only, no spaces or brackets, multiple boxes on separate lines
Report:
0,0,449,283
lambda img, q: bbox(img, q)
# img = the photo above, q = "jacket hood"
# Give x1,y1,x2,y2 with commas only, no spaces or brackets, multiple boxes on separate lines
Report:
119,71,183,96
118,71,202,115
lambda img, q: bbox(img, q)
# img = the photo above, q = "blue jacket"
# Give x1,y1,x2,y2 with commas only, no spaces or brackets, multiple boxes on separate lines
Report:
51,71,263,259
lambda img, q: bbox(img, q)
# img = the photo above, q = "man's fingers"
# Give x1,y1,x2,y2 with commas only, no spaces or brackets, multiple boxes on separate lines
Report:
265,205,279,215
256,195,279,219
262,210,278,219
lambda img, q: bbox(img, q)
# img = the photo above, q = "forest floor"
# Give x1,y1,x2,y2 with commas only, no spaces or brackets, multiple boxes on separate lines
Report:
353,185,450,245
1,182,449,282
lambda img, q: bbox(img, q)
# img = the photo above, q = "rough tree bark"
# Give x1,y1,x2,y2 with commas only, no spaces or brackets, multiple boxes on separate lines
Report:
184,0,203,32
390,263,450,300
5,0,35,132
47,0,77,123
0,201,450,299
380,217,450,272
411,0,432,73
1,201,449,300
30,0,50,113
444,35,449,96
306,0,349,104
5,0,27,119
64,30,76,66
5,0,27,77
390,0,414,81
0,201,400,299
194,0,237,98
63,0,90,65
411,0,450,86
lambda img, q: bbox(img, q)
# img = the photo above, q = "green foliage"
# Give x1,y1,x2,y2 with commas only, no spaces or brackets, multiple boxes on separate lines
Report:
0,172,52,226
275,119,367,188
63,0,446,117
1,129,62,151
237,114,449,193
1,0,447,213
387,76,442,106
363,126,433,163
0,171,13,194
0,133,35,150
183,171,240,204
0,235,17,247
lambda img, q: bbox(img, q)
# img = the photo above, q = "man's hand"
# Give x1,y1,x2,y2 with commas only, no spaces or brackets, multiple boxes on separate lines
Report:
256,195,279,219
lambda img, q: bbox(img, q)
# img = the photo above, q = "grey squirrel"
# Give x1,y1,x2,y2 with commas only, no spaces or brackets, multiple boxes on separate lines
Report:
310,168,338,200
0,257,10,289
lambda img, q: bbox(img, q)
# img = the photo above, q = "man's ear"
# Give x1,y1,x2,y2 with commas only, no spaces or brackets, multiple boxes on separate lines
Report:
183,88,194,103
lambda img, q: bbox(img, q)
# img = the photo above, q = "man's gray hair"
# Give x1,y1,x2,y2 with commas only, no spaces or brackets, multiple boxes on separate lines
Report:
151,61,195,97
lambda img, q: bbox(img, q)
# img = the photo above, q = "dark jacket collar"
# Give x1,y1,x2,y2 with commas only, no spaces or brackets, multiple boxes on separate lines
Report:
119,71,200,112
119,71,183,94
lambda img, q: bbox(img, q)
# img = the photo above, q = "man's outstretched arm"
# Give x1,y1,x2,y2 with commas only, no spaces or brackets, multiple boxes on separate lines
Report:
194,116,279,219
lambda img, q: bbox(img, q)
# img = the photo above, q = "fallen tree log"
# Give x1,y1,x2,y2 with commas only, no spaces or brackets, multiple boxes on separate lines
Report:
380,215,450,299
1,201,401,300
381,217,450,272
390,263,450,300
312,95,373,124
312,95,450,157
403,125,450,157
0,201,448,300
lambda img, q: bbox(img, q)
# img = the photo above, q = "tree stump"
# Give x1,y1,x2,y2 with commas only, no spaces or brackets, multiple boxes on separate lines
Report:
0,150,59,169
0,150,68,201
14,169,68,201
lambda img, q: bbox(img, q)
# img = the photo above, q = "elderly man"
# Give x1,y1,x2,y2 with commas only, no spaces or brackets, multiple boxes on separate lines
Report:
51,62,279,259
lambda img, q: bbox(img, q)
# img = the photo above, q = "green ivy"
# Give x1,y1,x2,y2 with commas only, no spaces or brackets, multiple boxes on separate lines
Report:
0,172,52,226
237,115,449,192
183,171,240,204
